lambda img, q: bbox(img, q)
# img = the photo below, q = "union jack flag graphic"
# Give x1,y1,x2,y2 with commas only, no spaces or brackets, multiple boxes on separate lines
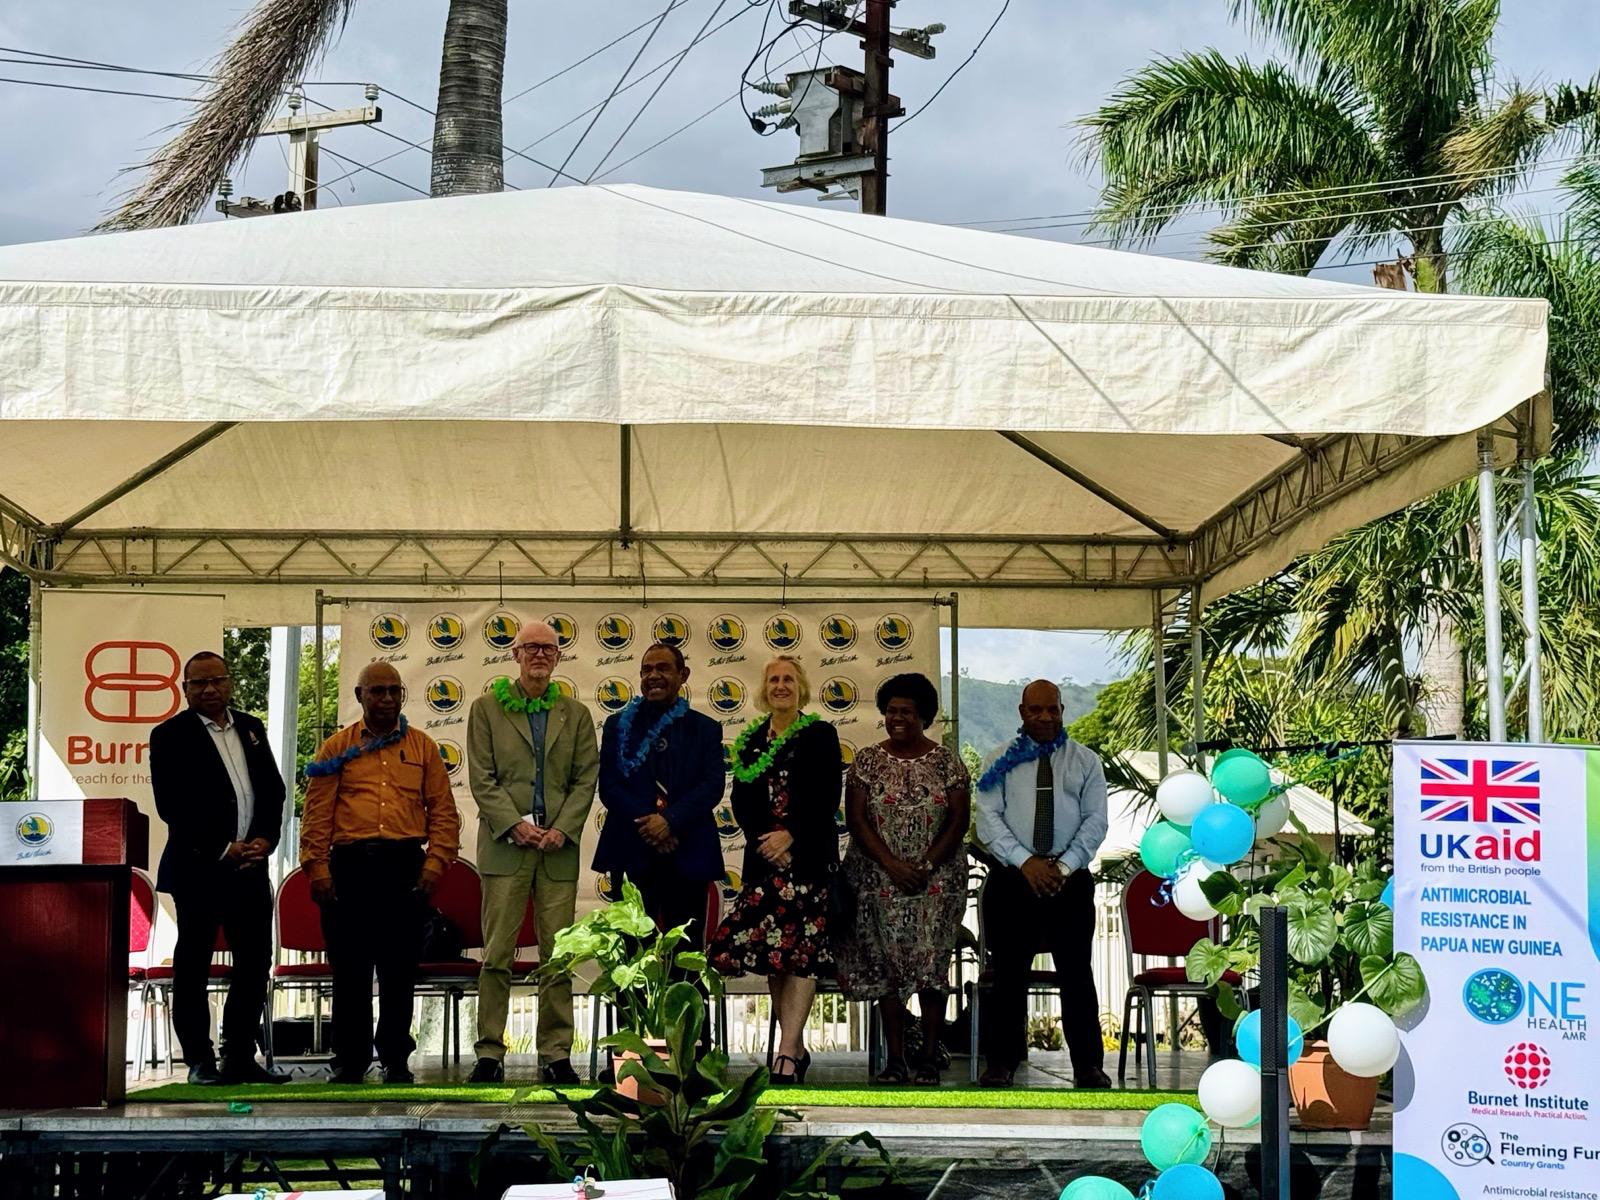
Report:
1420,758,1541,824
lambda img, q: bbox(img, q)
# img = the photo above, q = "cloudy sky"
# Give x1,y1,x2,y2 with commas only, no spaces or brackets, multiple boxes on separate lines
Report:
2,0,1593,680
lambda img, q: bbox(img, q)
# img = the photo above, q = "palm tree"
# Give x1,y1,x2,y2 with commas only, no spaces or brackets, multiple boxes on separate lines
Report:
98,0,507,230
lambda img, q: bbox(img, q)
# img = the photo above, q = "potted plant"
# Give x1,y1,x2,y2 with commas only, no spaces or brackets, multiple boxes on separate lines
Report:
1185,816,1424,1129
538,878,725,1102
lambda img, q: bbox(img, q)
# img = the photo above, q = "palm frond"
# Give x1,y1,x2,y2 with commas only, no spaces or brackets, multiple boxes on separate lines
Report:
1440,88,1551,200
96,0,356,230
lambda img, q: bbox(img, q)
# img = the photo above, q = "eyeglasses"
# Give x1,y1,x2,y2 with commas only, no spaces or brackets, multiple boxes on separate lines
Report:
360,685,407,698
515,644,561,658
184,676,232,691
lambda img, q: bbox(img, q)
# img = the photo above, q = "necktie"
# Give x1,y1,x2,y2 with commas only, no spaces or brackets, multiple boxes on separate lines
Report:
1033,753,1055,855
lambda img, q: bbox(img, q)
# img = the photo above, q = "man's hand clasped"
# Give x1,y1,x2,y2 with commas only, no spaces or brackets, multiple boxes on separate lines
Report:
1020,855,1065,897
224,837,271,869
636,812,674,853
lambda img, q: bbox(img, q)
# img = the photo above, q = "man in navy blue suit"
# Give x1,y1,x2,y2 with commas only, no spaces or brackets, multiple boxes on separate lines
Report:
593,642,725,948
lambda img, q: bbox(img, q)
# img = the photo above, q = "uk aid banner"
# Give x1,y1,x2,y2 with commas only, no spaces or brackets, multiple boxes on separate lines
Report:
338,601,940,916
1394,741,1600,1200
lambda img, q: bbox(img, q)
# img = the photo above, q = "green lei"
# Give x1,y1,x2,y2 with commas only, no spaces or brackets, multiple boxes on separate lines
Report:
492,676,560,714
729,711,820,783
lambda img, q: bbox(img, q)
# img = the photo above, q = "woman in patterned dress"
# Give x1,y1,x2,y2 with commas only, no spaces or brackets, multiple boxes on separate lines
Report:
834,672,971,1085
708,656,843,1083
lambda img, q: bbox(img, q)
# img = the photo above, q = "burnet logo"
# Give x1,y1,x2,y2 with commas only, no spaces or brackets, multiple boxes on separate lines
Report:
1504,1041,1554,1090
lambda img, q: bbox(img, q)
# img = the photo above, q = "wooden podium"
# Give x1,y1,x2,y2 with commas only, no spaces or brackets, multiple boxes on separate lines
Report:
0,799,148,1108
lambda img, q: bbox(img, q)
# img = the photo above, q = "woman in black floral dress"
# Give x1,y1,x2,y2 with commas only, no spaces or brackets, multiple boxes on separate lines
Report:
709,656,843,1083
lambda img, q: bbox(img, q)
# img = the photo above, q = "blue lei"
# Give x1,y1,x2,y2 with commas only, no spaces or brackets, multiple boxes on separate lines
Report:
304,716,409,778
976,727,1066,793
614,697,689,777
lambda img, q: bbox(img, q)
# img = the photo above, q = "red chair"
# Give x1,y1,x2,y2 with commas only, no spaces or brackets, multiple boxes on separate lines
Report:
269,866,332,1063
413,859,486,1066
1118,869,1245,1087
128,868,159,1074
139,899,234,1075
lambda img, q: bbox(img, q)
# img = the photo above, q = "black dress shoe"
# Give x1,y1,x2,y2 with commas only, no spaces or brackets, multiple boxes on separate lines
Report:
467,1057,504,1084
541,1058,580,1086
979,1061,1017,1088
1075,1067,1113,1090
382,1064,415,1085
187,1062,225,1086
221,1060,292,1085
327,1066,368,1085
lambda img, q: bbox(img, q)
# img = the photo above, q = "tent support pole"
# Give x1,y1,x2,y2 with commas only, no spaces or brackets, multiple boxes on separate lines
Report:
1519,461,1543,742
26,574,41,799
1152,591,1169,778
49,422,239,536
1190,585,1205,772
268,624,302,884
1478,435,1508,742
948,592,960,754
314,590,327,745
995,432,1178,542
619,426,633,548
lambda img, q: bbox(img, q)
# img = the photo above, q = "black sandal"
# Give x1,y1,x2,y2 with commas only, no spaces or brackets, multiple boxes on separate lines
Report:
771,1055,800,1085
875,1056,910,1084
912,1057,941,1086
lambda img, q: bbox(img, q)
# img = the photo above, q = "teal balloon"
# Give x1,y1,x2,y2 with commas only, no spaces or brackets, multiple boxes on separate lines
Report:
1152,1164,1223,1200
1211,749,1272,806
1235,1008,1304,1067
1190,802,1254,864
1059,1178,1135,1200
1140,1103,1213,1171
1381,878,1395,909
1140,821,1192,877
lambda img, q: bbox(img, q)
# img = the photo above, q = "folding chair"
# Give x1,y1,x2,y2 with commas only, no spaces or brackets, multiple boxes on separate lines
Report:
139,904,235,1074
267,866,332,1065
128,868,160,1075
413,859,485,1066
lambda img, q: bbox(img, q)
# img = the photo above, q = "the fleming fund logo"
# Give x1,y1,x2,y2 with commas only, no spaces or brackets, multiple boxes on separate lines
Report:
875,614,914,651
425,677,464,714
544,614,579,650
15,812,53,847
597,614,635,652
370,613,409,650
652,614,691,648
426,613,465,650
708,677,747,716
483,612,522,651
820,615,857,653
596,677,634,713
764,615,802,651
83,641,182,723
821,677,858,714
437,740,464,777
708,615,746,653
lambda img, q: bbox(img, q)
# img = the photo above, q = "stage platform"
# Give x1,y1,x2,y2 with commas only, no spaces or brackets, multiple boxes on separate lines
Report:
0,1051,1393,1199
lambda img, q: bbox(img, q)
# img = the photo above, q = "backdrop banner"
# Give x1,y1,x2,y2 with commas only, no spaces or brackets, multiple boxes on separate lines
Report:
1393,740,1600,1198
337,600,942,915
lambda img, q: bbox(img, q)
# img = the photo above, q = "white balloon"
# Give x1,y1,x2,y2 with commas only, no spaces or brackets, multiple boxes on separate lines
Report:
1157,770,1216,826
1253,793,1290,839
1327,1002,1401,1078
1173,862,1220,921
1198,1058,1262,1128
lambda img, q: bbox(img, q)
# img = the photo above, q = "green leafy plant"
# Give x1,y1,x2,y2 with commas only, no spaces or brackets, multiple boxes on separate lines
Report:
1185,815,1423,1037
538,879,724,1039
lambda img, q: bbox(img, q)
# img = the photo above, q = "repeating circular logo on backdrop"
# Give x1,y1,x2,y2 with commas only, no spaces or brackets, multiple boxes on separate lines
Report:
875,614,914,651
652,614,691,648
721,868,742,902
427,613,465,650
16,812,53,847
1504,1042,1553,1090
764,615,802,651
708,615,746,653
483,611,522,650
597,614,635,652
551,676,577,700
708,677,746,715
820,614,857,652
820,677,858,714
544,614,579,650
593,807,607,833
838,739,857,768
595,872,617,904
596,677,634,713
437,740,464,777
714,803,741,840
370,613,409,650
1463,968,1525,1024
722,741,736,771
425,676,464,713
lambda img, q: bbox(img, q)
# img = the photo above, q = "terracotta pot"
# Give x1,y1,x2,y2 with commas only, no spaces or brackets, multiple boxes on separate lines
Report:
1287,1041,1380,1130
613,1039,670,1106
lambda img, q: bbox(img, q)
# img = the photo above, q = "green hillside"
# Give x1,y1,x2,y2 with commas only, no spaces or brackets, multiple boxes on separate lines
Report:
941,674,1104,757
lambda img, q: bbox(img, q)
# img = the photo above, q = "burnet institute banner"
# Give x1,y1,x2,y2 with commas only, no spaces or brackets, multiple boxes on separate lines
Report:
1394,741,1600,1199
337,601,940,914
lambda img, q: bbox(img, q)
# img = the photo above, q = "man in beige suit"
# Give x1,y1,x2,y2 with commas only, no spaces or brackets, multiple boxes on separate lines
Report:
466,619,599,1084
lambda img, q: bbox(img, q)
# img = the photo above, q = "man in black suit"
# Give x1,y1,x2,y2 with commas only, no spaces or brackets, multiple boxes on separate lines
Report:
149,650,291,1085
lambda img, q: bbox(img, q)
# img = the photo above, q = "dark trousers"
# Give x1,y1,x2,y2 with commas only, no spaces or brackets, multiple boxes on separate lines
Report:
982,864,1104,1076
633,856,710,951
321,839,426,1072
171,865,273,1067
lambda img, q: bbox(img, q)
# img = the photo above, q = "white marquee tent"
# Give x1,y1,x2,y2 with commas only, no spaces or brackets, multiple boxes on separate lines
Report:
0,183,1550,748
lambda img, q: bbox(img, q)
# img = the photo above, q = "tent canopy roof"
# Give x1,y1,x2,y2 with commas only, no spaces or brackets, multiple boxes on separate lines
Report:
0,185,1548,627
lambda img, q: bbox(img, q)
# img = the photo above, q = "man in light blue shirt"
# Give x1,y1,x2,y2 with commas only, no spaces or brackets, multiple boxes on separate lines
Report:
973,680,1110,1088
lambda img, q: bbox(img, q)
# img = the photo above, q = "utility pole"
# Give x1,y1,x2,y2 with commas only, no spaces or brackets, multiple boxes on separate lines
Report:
860,0,894,215
217,86,383,218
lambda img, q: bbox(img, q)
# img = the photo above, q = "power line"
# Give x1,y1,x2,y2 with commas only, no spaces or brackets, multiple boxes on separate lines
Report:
893,0,1009,132
502,0,696,108
319,146,429,197
547,0,679,187
0,74,191,102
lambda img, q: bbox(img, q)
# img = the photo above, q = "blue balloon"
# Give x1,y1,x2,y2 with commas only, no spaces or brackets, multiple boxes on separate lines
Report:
1152,1164,1223,1200
1393,1153,1461,1200
1381,878,1395,909
1235,1009,1304,1068
1190,802,1255,864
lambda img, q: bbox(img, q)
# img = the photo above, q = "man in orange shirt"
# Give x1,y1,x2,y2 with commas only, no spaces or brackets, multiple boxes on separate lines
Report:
301,661,460,1084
